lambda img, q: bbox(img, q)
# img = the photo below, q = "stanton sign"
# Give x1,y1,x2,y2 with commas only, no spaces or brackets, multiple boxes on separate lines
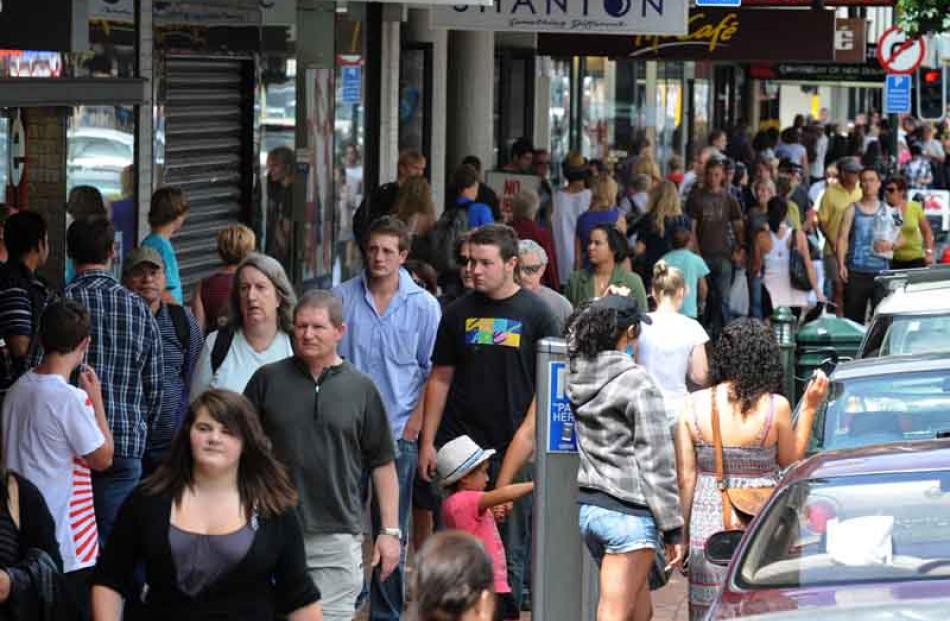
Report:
430,0,689,35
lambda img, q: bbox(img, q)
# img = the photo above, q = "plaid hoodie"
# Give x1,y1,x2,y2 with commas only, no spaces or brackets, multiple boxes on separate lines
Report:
567,350,684,536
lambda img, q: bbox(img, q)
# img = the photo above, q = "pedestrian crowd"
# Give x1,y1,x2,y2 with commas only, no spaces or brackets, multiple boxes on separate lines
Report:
0,110,943,621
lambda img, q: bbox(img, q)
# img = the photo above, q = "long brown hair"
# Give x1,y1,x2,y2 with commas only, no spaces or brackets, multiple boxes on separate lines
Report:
143,389,297,519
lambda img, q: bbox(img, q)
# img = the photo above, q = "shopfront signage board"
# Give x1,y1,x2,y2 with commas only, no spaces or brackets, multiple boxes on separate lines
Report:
876,26,926,74
0,0,73,52
538,8,834,61
430,0,689,36
484,172,542,222
546,361,576,453
884,74,912,114
750,62,885,84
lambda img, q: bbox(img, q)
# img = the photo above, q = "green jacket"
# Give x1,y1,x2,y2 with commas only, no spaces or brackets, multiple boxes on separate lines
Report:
564,266,648,309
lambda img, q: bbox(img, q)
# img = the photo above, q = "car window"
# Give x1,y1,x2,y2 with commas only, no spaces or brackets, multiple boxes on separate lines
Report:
737,471,950,589
860,314,893,358
68,137,133,161
880,315,950,357
814,370,950,451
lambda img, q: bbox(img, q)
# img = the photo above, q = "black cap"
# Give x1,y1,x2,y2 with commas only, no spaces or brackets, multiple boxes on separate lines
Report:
592,294,652,326
778,158,804,173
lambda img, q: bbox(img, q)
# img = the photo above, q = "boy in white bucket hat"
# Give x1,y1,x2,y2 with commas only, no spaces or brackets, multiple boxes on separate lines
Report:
436,435,534,621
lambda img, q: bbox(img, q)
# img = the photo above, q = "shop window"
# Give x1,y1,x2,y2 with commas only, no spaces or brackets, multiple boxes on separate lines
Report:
399,44,432,169
0,117,8,205
66,105,136,265
496,51,535,168
548,59,572,186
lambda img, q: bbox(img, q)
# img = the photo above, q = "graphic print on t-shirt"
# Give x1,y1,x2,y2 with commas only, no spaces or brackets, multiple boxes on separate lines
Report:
465,318,522,348
69,457,98,565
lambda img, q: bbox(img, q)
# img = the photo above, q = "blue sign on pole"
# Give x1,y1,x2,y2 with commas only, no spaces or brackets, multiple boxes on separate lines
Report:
696,0,742,7
341,66,362,105
884,73,912,114
547,361,576,453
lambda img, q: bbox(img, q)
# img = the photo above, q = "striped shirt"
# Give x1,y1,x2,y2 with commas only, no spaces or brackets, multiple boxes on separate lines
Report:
0,262,51,405
64,270,163,459
149,304,204,461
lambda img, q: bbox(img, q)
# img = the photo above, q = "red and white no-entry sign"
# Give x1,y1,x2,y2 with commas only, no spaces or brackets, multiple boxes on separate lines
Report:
877,26,926,75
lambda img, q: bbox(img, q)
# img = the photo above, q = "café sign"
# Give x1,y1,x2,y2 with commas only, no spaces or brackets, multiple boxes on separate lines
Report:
537,8,834,61
430,0,689,36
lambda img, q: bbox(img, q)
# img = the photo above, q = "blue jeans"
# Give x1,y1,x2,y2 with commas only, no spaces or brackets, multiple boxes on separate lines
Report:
93,456,142,544
368,439,417,621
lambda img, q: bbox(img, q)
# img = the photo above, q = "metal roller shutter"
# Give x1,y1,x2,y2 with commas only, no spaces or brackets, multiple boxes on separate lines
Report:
162,56,254,295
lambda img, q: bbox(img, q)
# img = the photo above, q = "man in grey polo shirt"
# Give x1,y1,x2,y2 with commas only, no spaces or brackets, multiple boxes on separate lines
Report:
244,290,399,621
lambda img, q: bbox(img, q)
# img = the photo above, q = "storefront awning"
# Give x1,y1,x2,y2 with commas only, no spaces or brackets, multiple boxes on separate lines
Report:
537,8,834,61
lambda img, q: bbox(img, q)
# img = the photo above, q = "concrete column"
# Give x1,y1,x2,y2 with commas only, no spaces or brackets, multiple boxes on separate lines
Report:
138,0,153,243
378,4,402,185
447,30,494,179
644,61,658,146
405,8,448,214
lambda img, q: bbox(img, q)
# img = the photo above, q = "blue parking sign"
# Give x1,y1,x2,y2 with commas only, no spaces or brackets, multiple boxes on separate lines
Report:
696,0,742,6
341,66,361,105
548,361,576,453
884,74,912,114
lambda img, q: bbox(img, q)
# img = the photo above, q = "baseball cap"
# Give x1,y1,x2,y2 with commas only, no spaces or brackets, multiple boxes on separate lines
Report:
778,158,804,173
436,435,496,487
123,246,164,276
837,156,862,174
591,294,652,327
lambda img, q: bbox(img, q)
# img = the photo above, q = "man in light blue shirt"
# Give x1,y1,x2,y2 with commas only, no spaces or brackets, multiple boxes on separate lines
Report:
333,216,440,621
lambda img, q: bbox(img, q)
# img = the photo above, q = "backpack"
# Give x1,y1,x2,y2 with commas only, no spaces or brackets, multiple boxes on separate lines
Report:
426,205,470,274
210,325,236,375
167,304,191,355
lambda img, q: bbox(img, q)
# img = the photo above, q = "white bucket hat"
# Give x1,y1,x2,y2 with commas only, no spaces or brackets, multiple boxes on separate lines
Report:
436,435,496,487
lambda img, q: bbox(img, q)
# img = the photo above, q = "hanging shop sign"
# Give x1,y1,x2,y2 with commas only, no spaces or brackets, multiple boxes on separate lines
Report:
749,62,885,83
537,8,834,61
834,18,866,64
741,0,894,4
0,0,73,52
430,0,689,36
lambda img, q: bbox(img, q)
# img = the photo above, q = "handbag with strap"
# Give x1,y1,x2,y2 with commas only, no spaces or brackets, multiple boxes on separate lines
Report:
787,230,812,291
711,388,774,530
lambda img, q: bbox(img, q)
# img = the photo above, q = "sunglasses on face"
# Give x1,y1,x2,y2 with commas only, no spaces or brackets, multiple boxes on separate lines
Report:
456,254,472,265
519,264,544,275
885,186,900,193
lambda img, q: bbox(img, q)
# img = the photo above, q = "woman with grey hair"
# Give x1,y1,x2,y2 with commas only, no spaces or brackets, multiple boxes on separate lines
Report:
511,189,561,290
518,239,573,327
190,252,298,398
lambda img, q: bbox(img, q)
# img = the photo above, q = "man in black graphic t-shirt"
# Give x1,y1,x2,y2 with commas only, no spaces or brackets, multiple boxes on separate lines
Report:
418,224,558,610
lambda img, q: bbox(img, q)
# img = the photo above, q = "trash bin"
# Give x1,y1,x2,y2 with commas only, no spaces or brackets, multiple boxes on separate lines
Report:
795,311,866,401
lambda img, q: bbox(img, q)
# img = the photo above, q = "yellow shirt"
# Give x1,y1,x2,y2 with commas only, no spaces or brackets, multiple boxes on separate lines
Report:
818,183,862,256
787,200,802,231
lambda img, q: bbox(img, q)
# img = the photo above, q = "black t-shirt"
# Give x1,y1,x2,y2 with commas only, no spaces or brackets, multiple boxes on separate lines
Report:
433,289,560,453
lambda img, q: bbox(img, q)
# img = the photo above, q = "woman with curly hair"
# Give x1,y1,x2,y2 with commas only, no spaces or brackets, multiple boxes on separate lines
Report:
674,318,828,620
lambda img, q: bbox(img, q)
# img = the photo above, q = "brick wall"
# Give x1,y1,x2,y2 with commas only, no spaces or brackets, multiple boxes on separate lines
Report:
24,107,67,289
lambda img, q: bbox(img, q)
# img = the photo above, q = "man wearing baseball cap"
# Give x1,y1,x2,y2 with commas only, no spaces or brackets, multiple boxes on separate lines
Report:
818,156,863,315
122,246,203,473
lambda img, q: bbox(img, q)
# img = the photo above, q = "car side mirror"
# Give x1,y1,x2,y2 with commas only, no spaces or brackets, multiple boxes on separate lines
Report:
704,530,745,567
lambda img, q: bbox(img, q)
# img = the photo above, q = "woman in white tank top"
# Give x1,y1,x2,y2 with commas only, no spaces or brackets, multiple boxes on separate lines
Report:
752,197,824,312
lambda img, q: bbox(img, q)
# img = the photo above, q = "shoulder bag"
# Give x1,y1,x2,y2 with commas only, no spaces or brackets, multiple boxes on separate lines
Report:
787,230,812,292
711,388,775,530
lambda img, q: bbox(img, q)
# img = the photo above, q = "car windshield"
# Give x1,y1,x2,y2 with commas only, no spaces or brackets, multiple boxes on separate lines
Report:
737,470,950,589
863,314,950,358
810,369,950,451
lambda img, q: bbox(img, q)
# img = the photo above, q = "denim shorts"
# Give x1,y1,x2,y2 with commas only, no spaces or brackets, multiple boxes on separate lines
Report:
578,504,659,565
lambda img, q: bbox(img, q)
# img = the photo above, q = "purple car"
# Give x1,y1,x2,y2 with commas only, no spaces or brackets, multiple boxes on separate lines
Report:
704,440,950,619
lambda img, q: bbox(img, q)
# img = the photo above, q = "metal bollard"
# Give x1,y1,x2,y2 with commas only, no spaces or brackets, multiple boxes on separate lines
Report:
534,338,599,621
772,306,797,401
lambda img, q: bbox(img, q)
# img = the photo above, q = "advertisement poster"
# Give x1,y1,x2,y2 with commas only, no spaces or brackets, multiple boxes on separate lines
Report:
548,361,576,453
485,172,542,223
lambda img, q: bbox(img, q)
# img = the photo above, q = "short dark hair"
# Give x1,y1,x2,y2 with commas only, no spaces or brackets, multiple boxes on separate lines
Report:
671,225,691,249
149,187,188,228
367,216,411,252
887,175,908,193
705,157,726,174
413,531,494,621
39,299,90,355
511,137,534,159
860,166,881,180
461,155,481,173
4,211,47,261
468,224,519,262
67,216,115,265
452,164,479,195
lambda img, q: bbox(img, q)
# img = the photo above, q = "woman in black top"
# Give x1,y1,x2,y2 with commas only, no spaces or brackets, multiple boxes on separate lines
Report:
91,389,322,621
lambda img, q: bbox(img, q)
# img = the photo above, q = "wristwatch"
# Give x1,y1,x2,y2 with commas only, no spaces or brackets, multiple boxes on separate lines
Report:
380,527,402,539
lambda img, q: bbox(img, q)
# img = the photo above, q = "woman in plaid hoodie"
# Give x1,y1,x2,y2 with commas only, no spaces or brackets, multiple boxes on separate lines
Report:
565,295,685,621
